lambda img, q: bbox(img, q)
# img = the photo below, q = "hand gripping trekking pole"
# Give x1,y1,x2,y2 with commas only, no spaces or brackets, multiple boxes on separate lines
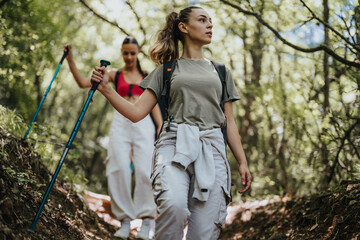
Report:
28,60,111,233
23,49,69,139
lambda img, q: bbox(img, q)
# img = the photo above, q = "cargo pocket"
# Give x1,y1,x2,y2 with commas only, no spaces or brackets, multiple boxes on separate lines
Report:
214,189,228,229
151,164,169,206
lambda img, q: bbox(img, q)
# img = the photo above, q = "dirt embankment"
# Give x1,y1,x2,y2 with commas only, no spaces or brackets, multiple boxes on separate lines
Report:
220,181,360,240
0,128,117,240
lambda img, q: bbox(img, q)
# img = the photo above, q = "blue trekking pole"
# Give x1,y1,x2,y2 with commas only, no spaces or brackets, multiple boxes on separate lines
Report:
28,59,111,233
23,49,69,139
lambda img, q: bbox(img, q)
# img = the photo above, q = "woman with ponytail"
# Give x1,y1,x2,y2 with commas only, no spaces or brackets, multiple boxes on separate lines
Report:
64,36,162,240
91,6,251,240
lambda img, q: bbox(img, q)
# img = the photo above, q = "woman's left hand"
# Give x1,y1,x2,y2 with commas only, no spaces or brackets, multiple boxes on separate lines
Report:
238,164,251,193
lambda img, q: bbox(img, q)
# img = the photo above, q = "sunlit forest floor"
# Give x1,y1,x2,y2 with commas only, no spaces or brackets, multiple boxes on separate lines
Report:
1,126,359,240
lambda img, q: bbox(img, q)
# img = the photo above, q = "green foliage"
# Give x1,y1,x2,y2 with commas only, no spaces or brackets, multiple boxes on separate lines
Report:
4,165,34,186
0,104,92,192
0,105,26,136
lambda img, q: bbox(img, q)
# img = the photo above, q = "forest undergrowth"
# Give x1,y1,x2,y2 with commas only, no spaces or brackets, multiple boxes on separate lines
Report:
0,125,117,240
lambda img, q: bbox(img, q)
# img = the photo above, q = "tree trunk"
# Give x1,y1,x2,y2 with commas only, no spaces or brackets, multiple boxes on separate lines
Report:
241,0,265,144
240,21,251,139
321,0,330,190
323,0,330,114
355,4,360,62
86,101,111,179
355,3,360,92
46,85,59,118
34,74,42,121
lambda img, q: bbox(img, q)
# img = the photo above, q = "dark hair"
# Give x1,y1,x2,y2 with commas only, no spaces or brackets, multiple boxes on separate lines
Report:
122,36,145,76
149,6,202,65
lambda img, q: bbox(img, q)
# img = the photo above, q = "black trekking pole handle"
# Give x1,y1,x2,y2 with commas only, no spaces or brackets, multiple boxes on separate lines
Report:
91,60,111,91
60,48,69,64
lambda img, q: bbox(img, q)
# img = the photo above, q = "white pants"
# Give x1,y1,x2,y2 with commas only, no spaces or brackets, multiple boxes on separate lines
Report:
106,111,156,220
152,128,229,240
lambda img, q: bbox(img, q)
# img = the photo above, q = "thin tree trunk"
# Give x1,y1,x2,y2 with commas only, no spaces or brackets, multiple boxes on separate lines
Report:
240,22,251,139
323,0,330,114
86,101,111,179
354,4,360,92
321,0,330,190
241,0,265,144
34,74,42,121
355,4,360,61
46,85,59,118
277,48,292,197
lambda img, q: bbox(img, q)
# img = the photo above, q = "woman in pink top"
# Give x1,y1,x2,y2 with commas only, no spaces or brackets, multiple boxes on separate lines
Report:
64,36,162,240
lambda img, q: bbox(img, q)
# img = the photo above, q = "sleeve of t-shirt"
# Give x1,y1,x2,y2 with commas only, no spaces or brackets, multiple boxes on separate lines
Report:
223,67,240,102
139,64,164,101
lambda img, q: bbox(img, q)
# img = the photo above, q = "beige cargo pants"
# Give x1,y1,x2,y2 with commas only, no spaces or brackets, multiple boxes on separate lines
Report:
151,124,230,240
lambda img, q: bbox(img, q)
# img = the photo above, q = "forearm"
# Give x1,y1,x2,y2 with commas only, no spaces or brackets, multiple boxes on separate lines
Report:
67,59,92,88
224,101,248,166
224,101,251,192
226,119,248,167
100,85,156,122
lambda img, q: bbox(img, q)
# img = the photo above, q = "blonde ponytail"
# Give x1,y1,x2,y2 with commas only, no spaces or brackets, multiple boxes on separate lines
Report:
149,12,180,65
149,6,202,65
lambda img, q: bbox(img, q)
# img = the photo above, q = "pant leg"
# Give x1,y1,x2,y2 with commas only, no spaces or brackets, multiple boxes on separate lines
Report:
106,112,135,220
131,115,157,219
152,143,191,240
186,146,228,240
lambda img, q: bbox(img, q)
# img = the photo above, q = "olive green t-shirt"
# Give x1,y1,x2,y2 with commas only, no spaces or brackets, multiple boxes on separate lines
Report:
140,58,240,130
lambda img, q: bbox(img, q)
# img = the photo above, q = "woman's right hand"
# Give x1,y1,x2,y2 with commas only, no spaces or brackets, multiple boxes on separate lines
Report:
63,44,73,61
91,66,110,93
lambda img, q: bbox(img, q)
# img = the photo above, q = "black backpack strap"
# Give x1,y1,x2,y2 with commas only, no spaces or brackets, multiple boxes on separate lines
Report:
114,69,121,91
211,61,228,145
161,60,177,132
162,61,177,118
211,61,227,112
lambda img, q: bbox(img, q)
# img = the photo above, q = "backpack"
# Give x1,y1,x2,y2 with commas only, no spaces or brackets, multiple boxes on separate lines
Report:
159,60,228,144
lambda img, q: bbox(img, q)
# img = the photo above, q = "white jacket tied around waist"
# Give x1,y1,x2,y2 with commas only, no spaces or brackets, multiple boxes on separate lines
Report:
155,122,232,202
